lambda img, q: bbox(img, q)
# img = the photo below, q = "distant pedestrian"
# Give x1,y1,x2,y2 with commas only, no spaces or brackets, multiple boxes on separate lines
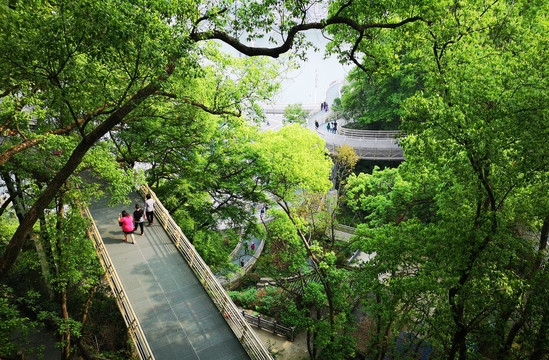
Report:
320,102,324,111
118,210,135,244
333,121,338,134
133,204,145,236
250,243,255,252
327,123,331,132
244,241,249,254
315,120,319,129
145,194,155,226
240,259,245,267
260,207,265,218
325,103,329,112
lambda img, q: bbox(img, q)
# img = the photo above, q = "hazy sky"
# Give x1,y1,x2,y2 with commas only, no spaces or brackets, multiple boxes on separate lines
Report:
273,30,351,105
220,29,351,106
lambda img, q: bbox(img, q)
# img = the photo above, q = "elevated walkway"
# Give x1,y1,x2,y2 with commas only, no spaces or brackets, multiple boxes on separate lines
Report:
309,81,405,161
87,188,272,360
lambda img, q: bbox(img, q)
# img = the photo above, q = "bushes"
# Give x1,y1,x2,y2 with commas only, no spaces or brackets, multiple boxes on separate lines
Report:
229,288,258,308
229,286,286,320
240,272,260,288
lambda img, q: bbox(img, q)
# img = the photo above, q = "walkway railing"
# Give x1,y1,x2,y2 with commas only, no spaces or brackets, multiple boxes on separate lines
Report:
83,208,154,360
324,140,404,161
338,128,401,139
334,224,357,234
139,185,273,360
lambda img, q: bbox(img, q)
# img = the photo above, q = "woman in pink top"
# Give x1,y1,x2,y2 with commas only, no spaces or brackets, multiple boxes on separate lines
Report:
118,210,136,244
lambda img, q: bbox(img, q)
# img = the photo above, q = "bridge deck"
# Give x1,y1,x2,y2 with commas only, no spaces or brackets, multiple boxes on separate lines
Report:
89,191,249,360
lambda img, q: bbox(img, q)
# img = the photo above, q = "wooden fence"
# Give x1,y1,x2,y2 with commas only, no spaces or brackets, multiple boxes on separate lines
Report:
241,311,296,341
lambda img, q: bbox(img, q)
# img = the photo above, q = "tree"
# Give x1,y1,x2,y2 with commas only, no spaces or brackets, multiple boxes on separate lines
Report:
0,0,426,279
342,0,549,358
336,55,423,130
106,49,279,269
283,104,309,125
253,125,362,359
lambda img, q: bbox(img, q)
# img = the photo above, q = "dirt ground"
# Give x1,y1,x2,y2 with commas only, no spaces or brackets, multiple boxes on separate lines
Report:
254,327,310,360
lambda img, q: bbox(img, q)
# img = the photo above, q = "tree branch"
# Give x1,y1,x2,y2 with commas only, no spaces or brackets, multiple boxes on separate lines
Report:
0,103,113,167
191,16,424,58
154,91,242,116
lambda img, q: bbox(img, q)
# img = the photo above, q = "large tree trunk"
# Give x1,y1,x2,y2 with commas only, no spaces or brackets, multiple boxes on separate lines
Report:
531,309,549,360
60,290,71,360
1,170,27,222
0,82,161,278
498,215,549,358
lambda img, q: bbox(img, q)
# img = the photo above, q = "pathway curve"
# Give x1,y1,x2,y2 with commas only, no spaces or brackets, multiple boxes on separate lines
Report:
309,81,404,161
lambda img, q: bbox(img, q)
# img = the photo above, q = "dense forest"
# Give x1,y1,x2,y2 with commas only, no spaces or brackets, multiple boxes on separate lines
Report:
1,0,548,359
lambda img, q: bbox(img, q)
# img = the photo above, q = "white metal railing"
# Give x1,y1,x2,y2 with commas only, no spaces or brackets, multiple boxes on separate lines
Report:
324,141,404,161
139,185,273,360
82,208,154,360
334,224,357,234
338,128,401,139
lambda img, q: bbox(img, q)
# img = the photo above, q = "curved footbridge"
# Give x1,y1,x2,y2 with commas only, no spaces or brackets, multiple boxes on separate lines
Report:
263,80,405,161
86,186,272,360
311,81,404,161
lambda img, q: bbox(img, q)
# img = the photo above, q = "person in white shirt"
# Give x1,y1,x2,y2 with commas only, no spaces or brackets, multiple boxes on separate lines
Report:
145,194,155,226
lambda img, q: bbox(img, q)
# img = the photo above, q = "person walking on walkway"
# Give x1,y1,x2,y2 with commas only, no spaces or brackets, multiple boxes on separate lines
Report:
145,194,155,226
118,210,136,244
243,241,249,255
133,204,145,236
250,242,255,253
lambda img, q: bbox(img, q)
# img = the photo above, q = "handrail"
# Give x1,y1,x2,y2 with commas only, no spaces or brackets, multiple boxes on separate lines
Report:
82,208,155,360
241,311,296,341
139,185,273,360
334,224,357,234
338,128,401,139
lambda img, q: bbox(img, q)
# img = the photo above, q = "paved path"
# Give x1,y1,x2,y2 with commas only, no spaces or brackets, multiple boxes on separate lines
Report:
89,191,250,360
232,235,262,268
309,82,404,160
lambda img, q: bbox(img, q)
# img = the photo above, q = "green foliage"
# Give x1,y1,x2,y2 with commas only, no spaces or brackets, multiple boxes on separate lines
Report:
239,272,261,288
283,104,309,125
256,124,333,200
229,287,258,308
340,1,549,357
264,210,308,275
79,286,133,359
337,55,423,129
0,288,40,358
190,230,231,271
41,212,102,292
3,0,547,358
229,286,286,318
